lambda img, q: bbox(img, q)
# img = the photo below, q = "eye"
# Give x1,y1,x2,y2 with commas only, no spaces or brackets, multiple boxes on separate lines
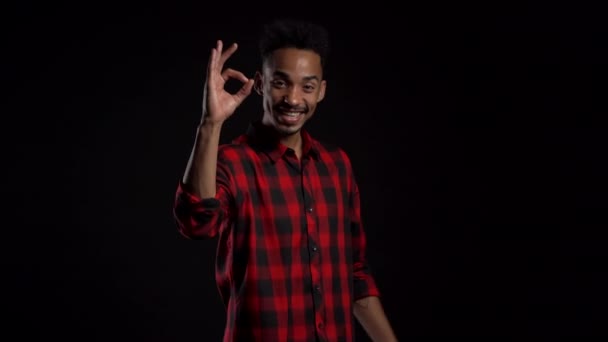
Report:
271,79,287,88
303,84,316,92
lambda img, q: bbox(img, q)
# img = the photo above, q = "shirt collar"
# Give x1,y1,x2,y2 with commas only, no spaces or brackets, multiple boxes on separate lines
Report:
239,121,319,162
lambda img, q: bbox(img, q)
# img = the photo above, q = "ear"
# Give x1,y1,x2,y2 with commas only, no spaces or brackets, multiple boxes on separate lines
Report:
254,71,263,95
317,80,327,102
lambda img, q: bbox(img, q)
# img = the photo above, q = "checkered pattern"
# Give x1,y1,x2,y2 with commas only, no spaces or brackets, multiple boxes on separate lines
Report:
173,122,379,342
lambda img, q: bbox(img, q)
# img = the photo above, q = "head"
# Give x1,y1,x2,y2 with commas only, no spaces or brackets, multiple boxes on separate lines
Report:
254,18,329,137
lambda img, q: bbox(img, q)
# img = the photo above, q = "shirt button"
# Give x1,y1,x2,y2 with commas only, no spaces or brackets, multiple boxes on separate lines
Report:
318,322,324,329
307,207,313,213
315,285,321,293
312,245,318,252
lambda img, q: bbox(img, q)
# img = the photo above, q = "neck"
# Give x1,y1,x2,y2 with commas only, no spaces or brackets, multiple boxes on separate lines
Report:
259,118,304,158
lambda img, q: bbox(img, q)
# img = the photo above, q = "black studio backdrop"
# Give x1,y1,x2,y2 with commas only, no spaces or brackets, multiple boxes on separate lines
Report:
5,1,607,340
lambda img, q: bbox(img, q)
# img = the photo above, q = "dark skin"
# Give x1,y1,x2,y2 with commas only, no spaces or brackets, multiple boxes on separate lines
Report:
182,41,253,199
183,40,398,342
254,47,326,159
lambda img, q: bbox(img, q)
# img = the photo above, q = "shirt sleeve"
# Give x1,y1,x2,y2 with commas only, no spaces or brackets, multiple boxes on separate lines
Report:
345,152,381,300
172,152,235,240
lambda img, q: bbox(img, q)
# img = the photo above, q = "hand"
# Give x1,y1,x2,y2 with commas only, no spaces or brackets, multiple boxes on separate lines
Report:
201,40,254,125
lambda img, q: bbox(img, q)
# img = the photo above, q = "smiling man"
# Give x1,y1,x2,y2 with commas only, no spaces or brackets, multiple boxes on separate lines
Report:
256,47,325,149
173,18,397,342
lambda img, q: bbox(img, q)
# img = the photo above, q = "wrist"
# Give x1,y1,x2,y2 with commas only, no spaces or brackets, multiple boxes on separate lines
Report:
198,118,224,131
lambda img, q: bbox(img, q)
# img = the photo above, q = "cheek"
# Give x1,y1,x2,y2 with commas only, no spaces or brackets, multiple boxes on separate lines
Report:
304,93,320,104
267,90,283,102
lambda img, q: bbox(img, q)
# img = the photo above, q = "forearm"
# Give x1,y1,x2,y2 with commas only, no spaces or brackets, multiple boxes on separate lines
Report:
354,296,398,342
182,120,223,199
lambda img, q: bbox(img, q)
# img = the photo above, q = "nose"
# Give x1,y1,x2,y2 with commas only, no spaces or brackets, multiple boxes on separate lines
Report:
283,87,302,106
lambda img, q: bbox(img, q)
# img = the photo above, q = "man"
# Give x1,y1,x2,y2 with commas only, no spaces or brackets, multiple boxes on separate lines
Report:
173,18,397,342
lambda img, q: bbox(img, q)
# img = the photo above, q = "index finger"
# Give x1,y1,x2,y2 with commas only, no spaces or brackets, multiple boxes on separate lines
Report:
217,42,239,70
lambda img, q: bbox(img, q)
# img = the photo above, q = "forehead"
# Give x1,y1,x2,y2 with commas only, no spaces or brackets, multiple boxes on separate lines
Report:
263,48,323,79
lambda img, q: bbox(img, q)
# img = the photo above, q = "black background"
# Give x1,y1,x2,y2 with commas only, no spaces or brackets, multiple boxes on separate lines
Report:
6,1,607,340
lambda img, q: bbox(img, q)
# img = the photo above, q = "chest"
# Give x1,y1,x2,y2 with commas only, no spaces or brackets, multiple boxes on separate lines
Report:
233,156,351,221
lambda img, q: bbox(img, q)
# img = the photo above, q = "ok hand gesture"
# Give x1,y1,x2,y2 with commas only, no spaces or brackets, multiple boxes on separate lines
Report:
202,40,254,125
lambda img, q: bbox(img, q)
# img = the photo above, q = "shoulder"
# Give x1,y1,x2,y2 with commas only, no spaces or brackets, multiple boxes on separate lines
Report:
314,139,353,166
218,142,249,155
313,140,358,185
217,135,257,162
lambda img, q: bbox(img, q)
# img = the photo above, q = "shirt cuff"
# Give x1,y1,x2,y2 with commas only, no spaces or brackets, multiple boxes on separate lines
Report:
353,276,381,300
177,181,221,209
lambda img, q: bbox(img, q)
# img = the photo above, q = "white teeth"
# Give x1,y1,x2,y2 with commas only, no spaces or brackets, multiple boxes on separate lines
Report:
284,112,300,117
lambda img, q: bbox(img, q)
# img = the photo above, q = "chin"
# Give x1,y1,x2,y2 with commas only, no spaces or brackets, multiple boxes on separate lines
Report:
269,115,305,135
276,124,302,136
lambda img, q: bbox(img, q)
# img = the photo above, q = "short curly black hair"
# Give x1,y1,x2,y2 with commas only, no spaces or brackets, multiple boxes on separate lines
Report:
258,18,330,69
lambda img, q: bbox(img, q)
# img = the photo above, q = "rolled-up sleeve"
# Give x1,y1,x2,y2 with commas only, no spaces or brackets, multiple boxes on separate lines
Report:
172,154,234,240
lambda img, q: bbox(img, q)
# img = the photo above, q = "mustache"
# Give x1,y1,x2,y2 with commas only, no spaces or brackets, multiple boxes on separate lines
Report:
275,104,308,112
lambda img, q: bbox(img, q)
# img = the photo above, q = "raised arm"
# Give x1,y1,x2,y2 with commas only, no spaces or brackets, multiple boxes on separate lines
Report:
182,40,254,198
174,40,254,239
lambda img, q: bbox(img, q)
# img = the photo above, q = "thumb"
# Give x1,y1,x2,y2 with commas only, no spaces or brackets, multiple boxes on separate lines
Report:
233,79,255,105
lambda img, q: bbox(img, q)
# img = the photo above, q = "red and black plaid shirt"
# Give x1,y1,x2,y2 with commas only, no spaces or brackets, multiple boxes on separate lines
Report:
173,122,379,342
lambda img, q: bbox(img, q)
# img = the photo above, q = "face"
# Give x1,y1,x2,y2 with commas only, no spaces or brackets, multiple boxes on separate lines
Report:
255,48,326,137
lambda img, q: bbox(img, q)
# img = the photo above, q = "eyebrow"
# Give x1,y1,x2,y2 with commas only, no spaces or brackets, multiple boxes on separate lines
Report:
273,70,320,82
